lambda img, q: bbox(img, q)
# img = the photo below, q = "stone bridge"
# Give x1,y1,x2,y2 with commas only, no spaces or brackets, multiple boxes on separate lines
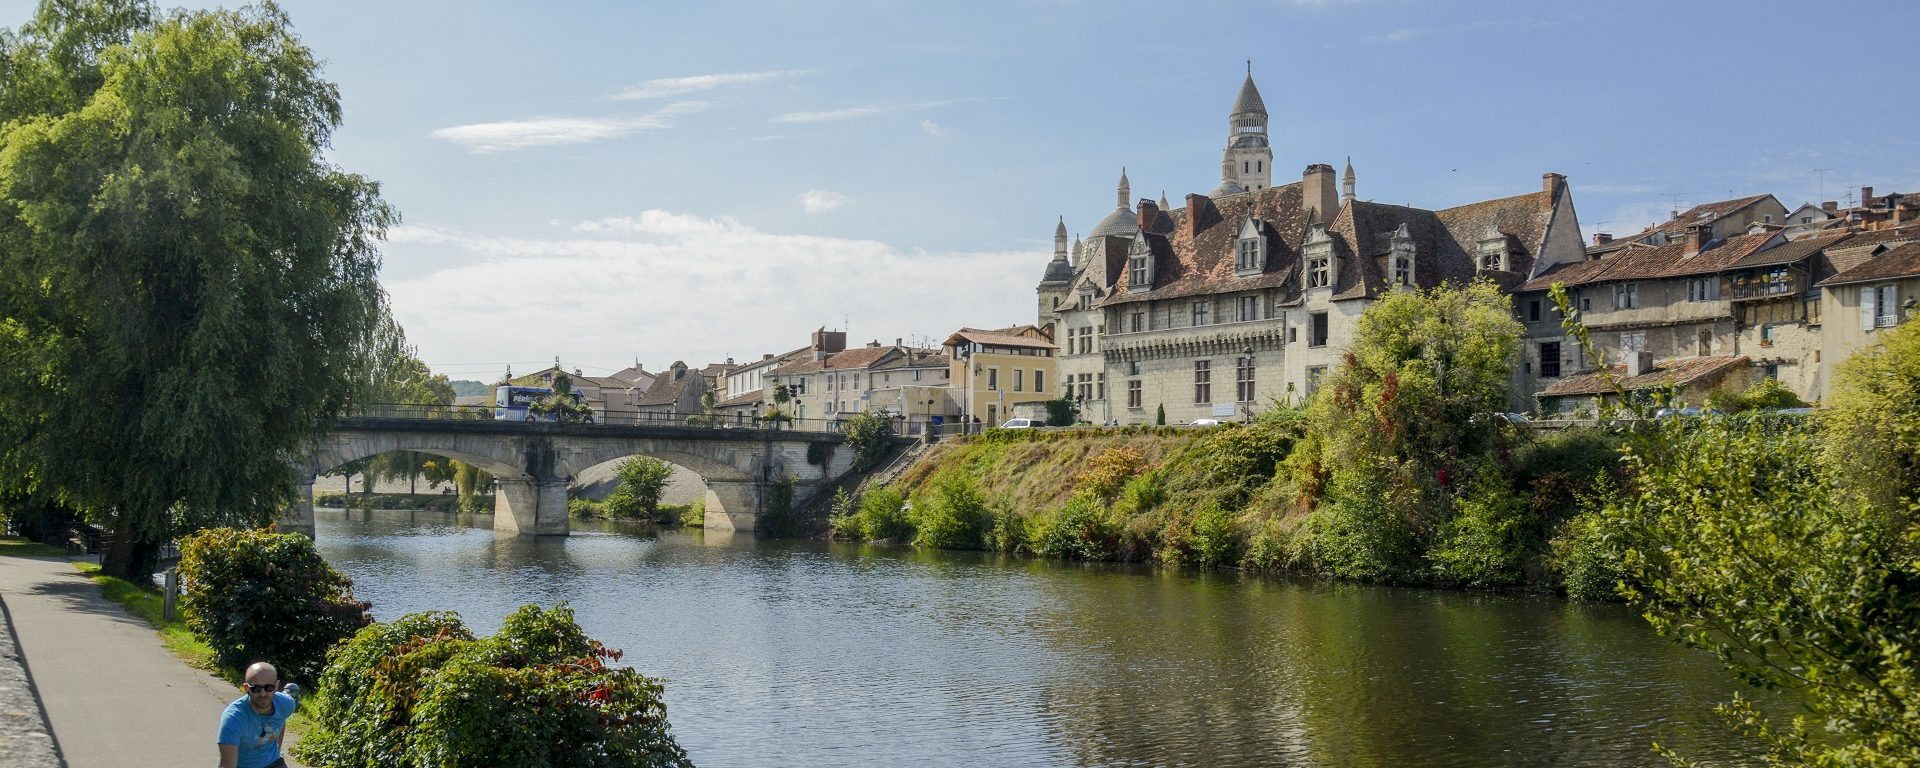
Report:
278,418,855,537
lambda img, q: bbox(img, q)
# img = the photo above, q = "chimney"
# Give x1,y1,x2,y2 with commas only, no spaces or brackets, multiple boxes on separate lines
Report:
1302,164,1337,224
810,327,847,360
1687,224,1712,253
1185,194,1218,238
867,340,880,348
1542,172,1566,210
1626,351,1655,378
1822,201,1838,212
1136,198,1159,230
1592,232,1613,246
1863,186,1875,207
761,353,773,361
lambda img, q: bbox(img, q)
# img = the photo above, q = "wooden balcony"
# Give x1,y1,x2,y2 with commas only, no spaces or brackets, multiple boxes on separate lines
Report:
1729,273,1800,302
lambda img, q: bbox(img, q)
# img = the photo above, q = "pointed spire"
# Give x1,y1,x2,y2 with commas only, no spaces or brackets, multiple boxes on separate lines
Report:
1117,167,1131,209
1055,215,1068,239
1070,234,1081,267
1232,69,1266,116
1159,190,1171,211
1341,156,1357,207
1053,216,1068,260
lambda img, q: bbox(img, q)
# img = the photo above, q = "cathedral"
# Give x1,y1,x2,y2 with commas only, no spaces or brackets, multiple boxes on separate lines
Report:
1037,70,1588,424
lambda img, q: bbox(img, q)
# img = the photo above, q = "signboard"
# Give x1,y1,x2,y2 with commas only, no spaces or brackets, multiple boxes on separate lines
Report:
1212,403,1236,418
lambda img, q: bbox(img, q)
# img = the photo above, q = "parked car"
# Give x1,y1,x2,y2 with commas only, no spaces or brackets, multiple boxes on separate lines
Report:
1189,418,1221,427
1000,418,1036,429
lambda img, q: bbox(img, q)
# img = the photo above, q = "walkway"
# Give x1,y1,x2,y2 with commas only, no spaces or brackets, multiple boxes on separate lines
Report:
0,553,305,768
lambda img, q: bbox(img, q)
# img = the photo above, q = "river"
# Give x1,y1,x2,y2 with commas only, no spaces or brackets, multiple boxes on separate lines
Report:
313,508,1764,767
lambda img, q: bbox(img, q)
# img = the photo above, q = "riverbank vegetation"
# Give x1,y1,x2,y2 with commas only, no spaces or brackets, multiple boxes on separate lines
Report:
842,282,1619,586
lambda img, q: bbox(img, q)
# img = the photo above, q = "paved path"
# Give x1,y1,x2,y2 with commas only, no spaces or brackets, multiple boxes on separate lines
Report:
0,554,305,768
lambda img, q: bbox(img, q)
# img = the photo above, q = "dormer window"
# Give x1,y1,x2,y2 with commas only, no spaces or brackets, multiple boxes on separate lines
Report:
1128,235,1153,289
1303,224,1334,289
1235,216,1265,275
1079,290,1093,309
1477,224,1509,272
1389,223,1416,288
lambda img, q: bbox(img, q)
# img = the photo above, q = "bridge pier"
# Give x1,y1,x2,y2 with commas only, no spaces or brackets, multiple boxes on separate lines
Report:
703,479,760,532
277,479,316,538
493,478,569,536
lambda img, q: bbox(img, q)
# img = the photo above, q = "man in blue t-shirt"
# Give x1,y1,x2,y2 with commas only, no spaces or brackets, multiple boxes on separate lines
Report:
217,661,297,768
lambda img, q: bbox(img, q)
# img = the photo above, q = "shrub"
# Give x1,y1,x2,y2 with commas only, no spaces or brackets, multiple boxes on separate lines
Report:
1074,446,1144,503
1043,396,1077,427
831,485,910,542
1027,495,1118,560
1302,461,1421,582
1155,403,1166,426
569,497,606,519
1427,475,1528,587
603,457,673,519
176,527,372,683
680,497,705,527
842,411,895,471
1162,502,1241,568
1823,318,1920,510
294,604,691,768
1548,501,1627,601
1705,376,1807,414
909,473,990,550
758,475,798,537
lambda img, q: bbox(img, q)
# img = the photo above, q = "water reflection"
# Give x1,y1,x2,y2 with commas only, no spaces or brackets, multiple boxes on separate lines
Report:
313,509,1760,767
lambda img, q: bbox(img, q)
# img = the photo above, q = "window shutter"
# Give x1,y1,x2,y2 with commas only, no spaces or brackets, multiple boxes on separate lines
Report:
1862,287,1877,330
1889,285,1901,326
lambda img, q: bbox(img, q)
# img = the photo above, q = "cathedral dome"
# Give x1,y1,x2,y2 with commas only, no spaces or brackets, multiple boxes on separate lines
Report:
1209,180,1247,198
1087,206,1138,239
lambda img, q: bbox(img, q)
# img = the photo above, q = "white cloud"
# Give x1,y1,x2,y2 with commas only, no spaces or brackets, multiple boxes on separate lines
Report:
431,101,710,153
609,69,810,100
383,212,1040,373
799,190,848,214
770,98,984,124
920,119,945,136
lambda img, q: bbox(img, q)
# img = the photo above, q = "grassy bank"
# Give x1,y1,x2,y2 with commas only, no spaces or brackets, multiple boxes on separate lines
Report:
314,491,472,511
839,420,1620,588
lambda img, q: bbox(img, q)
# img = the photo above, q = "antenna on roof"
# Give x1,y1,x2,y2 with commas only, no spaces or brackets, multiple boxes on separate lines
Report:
1662,193,1686,218
1813,168,1832,203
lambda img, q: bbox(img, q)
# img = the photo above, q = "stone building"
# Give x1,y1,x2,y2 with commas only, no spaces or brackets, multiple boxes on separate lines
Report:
768,331,952,429
1037,71,1586,423
942,325,1056,428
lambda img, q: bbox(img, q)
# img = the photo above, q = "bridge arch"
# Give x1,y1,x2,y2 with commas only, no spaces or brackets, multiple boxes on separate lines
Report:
279,419,858,539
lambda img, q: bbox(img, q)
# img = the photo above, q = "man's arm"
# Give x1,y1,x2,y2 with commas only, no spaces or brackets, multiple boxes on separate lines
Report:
218,743,238,768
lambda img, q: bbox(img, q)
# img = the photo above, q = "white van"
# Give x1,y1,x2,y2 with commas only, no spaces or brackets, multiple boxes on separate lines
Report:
1000,418,1037,429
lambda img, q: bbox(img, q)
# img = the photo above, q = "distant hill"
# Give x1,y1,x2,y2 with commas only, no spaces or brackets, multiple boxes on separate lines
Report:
449,380,492,398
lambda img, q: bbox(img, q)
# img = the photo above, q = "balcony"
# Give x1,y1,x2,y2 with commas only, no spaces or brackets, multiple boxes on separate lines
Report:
1729,272,1800,302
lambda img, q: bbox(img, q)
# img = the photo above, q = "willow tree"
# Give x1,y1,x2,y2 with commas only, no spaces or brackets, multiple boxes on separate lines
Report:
0,1,393,579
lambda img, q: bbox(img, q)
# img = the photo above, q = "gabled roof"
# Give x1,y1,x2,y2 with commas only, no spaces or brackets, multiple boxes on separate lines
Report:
1817,242,1920,287
1521,232,1775,291
1540,355,1749,397
1591,194,1779,256
1728,231,1850,269
944,327,1055,350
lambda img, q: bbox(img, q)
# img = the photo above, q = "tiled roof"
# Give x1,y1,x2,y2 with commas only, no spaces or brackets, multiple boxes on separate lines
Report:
1093,180,1559,307
716,389,764,408
945,328,1055,350
769,345,923,375
634,367,700,407
1540,355,1749,397
699,363,729,379
1728,231,1850,269
1817,242,1920,287
1593,194,1775,254
1520,232,1775,291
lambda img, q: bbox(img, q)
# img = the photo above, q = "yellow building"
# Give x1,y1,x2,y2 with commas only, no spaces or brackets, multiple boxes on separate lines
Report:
942,325,1057,428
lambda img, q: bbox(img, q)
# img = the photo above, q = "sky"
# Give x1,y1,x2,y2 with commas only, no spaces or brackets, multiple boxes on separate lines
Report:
6,0,1918,383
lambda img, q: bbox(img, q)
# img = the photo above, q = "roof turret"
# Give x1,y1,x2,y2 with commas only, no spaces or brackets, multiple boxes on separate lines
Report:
1231,69,1266,117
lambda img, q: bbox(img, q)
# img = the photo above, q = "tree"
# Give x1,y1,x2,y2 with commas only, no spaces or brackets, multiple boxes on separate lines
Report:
0,2,394,579
1155,404,1166,426
1291,281,1525,582
842,410,896,471
602,457,672,520
529,371,592,424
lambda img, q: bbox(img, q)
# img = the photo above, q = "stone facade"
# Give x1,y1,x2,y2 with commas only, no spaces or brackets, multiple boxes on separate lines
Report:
943,325,1056,427
1036,71,1585,423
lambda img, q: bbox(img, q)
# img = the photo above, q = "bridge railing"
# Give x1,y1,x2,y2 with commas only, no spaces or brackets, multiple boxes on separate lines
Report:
339,402,851,434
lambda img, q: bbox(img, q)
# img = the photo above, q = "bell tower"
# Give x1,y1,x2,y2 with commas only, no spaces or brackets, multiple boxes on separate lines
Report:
1225,63,1272,192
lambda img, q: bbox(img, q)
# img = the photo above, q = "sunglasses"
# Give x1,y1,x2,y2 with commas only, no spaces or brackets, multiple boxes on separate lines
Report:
246,683,278,693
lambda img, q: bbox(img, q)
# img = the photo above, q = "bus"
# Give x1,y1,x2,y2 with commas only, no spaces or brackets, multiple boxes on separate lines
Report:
494,386,552,421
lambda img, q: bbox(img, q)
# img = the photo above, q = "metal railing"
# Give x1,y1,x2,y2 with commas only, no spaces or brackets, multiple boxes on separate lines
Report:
338,402,853,434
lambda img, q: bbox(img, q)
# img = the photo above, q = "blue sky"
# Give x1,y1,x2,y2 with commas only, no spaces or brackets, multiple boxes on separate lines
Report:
7,0,1917,381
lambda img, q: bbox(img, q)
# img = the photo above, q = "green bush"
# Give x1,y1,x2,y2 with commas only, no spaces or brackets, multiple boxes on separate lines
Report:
294,604,690,768
1161,503,1241,568
831,486,910,541
842,411,895,471
1704,376,1807,414
759,475,797,537
1302,461,1421,582
569,497,607,519
1548,500,1627,601
680,498,706,527
909,472,990,550
1427,475,1528,587
604,457,673,519
1027,495,1118,560
176,528,372,683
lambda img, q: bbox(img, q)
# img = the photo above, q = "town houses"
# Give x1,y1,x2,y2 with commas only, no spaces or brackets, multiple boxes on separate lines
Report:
533,70,1913,430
